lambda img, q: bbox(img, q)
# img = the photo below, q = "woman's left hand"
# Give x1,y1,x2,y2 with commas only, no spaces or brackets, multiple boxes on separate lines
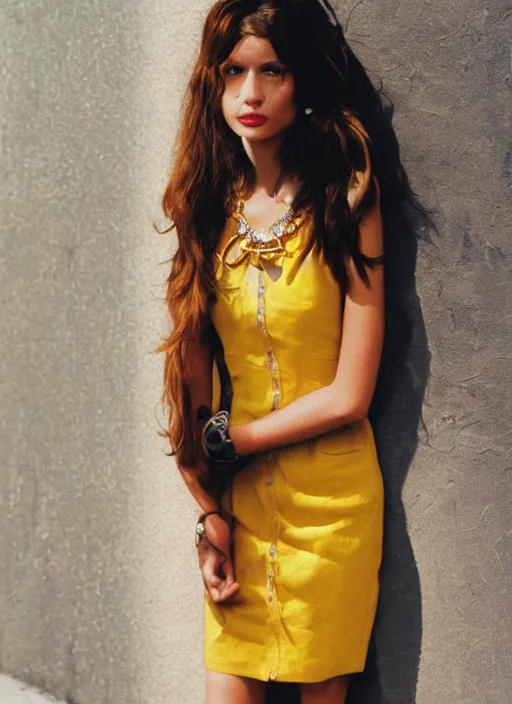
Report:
198,513,243,605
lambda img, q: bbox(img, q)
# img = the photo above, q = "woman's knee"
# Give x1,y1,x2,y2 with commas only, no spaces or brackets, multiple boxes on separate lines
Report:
300,674,350,701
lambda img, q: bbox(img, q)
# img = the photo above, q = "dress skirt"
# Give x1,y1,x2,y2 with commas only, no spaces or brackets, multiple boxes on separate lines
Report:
204,416,384,683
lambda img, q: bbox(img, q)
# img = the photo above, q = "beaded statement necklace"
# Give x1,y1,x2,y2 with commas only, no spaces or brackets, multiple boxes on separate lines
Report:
232,194,304,255
234,198,301,243
215,192,307,277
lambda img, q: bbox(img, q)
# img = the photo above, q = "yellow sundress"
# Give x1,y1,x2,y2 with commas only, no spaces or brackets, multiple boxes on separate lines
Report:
204,204,384,684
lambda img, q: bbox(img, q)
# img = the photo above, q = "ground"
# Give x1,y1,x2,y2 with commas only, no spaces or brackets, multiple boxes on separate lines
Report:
0,675,66,704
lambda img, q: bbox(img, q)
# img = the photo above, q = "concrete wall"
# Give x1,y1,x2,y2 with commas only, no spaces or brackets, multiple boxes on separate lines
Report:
0,1,510,703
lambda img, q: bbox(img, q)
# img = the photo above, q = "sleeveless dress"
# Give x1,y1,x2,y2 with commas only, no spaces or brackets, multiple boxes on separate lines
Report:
204,205,384,684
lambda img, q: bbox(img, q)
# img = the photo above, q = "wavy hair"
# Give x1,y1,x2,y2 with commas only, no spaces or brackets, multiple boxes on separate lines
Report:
154,0,430,473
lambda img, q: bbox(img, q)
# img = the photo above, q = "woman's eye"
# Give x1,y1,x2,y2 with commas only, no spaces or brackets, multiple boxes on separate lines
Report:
222,64,285,77
264,65,283,76
223,65,243,77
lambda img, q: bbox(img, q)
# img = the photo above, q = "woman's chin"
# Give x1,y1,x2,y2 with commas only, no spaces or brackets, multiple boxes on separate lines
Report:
239,127,290,145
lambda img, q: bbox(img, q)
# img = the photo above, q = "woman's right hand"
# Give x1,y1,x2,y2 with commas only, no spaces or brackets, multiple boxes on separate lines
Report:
198,513,243,605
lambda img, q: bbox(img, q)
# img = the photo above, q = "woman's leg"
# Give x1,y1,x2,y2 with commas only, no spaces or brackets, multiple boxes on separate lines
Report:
205,670,267,704
299,674,350,704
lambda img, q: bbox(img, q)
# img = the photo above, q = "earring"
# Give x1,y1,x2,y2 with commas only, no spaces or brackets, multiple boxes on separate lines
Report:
304,107,313,115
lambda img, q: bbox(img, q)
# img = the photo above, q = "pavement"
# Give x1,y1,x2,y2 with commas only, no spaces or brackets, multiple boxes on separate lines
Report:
0,675,66,704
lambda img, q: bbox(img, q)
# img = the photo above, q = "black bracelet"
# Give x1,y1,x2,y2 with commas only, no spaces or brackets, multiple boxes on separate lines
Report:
201,410,254,474
201,410,238,461
197,406,254,474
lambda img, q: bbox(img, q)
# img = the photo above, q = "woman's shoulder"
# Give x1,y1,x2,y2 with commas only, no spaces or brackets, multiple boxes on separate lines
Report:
215,213,237,248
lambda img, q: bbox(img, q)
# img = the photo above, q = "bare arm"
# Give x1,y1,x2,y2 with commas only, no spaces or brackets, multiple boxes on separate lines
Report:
178,460,221,513
230,178,385,456
178,332,241,606
176,334,220,513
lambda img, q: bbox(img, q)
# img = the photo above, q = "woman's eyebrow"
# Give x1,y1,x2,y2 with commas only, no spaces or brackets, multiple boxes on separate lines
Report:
223,57,284,66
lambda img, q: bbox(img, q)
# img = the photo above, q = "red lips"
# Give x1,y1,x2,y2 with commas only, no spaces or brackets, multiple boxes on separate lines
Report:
237,113,268,127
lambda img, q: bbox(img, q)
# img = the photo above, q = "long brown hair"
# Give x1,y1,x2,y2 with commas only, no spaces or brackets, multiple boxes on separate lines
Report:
154,0,428,468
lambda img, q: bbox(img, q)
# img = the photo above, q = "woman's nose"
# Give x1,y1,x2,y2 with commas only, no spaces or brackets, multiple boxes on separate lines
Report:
239,71,263,106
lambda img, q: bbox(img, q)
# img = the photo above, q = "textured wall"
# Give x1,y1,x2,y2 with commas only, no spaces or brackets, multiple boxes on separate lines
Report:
0,1,510,703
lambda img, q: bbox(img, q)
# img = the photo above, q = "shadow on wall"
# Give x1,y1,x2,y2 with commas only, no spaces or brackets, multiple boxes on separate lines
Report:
265,159,433,704
348,195,431,704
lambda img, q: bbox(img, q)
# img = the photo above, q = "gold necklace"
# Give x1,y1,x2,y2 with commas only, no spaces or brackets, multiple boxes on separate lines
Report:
233,195,304,252
215,195,306,276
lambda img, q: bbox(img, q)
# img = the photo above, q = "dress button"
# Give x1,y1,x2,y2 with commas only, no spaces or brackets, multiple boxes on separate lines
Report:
265,475,275,485
269,670,277,681
269,544,277,558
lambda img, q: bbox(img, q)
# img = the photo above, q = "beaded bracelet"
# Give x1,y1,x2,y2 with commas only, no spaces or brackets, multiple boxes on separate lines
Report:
195,508,233,554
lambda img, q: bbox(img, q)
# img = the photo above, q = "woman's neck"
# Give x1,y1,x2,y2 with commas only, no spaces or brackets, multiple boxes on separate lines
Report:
241,134,288,199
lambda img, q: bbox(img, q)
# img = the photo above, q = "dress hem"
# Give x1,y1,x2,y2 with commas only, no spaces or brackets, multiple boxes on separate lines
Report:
204,659,366,684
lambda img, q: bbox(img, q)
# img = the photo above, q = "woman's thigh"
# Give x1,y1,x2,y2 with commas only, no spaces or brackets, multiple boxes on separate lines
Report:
205,670,267,704
300,674,350,703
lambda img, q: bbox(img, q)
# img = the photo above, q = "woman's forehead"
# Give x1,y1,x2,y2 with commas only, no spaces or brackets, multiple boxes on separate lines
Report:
225,36,279,64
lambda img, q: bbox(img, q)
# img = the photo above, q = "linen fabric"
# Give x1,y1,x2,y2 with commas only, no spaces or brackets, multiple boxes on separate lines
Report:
204,212,384,683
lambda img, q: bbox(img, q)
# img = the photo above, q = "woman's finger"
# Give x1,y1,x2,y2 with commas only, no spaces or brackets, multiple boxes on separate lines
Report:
202,549,221,588
221,555,235,584
203,553,232,602
209,578,241,604
202,553,243,604
218,583,240,603
216,559,244,604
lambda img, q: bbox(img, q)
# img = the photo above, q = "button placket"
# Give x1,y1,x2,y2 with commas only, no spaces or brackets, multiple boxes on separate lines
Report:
265,458,284,681
256,270,282,411
265,450,275,485
255,269,283,681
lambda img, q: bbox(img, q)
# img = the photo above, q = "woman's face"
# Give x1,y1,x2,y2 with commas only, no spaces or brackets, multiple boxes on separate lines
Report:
220,36,297,144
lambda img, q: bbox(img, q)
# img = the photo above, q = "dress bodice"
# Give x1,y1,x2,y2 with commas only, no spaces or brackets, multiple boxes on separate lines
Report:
211,212,343,424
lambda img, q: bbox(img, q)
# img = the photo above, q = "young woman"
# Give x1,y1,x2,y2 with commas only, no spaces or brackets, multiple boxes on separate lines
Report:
155,1,406,701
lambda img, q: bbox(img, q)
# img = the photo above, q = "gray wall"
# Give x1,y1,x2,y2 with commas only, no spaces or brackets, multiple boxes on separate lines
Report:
0,1,510,703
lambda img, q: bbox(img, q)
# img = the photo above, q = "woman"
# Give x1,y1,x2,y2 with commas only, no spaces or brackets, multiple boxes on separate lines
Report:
156,1,394,701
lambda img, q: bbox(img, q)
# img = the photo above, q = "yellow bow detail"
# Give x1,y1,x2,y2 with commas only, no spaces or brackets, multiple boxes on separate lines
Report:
214,211,310,283
215,232,297,278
